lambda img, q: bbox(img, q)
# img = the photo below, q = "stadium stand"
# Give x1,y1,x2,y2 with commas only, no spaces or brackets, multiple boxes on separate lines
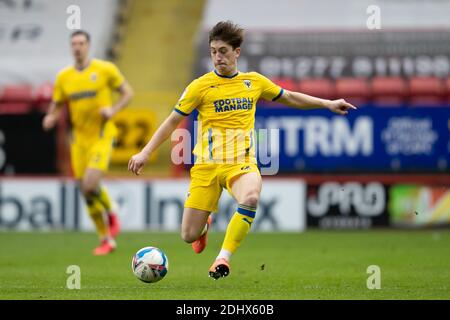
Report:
197,0,450,109
371,76,408,106
408,76,446,106
0,0,121,115
298,79,335,100
0,0,120,86
335,78,371,105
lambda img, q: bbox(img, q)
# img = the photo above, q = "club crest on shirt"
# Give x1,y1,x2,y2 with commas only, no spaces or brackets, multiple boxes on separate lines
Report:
243,80,251,89
90,73,97,81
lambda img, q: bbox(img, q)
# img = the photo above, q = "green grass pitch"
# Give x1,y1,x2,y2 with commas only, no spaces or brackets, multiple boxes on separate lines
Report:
0,230,449,300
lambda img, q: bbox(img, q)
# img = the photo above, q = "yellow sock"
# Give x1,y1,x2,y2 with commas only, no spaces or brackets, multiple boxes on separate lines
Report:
87,198,108,239
95,185,113,212
221,205,256,254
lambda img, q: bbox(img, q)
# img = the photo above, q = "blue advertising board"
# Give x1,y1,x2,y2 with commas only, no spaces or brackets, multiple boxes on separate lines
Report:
254,105,450,173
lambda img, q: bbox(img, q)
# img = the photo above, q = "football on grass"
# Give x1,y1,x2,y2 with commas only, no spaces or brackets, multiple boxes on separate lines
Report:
132,246,169,283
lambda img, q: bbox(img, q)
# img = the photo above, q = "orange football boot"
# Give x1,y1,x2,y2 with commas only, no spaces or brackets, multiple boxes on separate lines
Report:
208,258,230,280
192,215,212,254
93,239,116,256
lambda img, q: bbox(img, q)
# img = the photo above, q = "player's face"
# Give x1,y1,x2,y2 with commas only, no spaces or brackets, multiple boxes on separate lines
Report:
210,40,240,76
71,35,90,62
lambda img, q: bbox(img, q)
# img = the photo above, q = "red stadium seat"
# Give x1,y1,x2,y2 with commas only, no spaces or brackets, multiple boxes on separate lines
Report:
0,102,33,115
335,77,371,105
371,77,408,106
33,82,54,112
0,85,33,102
408,76,445,106
271,77,298,91
34,82,53,102
298,78,335,100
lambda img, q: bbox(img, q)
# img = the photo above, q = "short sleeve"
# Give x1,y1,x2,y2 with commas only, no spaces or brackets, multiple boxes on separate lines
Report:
52,72,66,103
173,80,202,116
106,62,125,89
258,73,284,101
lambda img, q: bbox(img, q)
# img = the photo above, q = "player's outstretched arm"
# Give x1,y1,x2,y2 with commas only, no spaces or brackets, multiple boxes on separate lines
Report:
42,101,64,131
128,110,185,175
277,90,357,115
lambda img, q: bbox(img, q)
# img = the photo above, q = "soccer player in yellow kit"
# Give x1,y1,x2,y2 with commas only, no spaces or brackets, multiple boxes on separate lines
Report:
128,21,356,279
43,30,133,255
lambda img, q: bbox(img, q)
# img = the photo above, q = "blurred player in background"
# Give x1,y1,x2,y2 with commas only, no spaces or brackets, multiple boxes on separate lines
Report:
128,21,355,279
43,30,133,255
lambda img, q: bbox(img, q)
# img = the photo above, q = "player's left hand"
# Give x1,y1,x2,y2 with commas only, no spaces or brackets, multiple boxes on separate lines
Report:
128,151,149,175
100,107,116,120
327,99,357,115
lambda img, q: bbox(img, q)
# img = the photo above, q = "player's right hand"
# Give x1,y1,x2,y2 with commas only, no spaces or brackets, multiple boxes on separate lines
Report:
42,114,58,131
128,152,149,175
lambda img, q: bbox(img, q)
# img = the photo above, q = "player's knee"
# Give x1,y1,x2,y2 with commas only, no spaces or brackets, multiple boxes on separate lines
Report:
81,181,97,196
180,229,197,243
241,191,259,207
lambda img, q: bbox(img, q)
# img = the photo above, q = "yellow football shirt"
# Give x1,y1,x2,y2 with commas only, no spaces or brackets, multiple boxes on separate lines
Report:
52,59,125,144
174,70,283,163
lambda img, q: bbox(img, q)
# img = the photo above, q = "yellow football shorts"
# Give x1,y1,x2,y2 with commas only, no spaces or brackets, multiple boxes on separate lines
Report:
184,163,260,213
70,137,115,179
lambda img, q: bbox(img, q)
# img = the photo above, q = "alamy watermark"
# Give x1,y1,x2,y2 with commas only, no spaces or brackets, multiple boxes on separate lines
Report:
366,265,381,289
366,5,381,30
170,121,280,175
66,5,81,30
66,265,81,289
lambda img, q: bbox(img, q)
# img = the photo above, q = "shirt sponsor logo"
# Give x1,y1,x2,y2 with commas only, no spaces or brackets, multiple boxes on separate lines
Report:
213,97,254,113
69,90,97,100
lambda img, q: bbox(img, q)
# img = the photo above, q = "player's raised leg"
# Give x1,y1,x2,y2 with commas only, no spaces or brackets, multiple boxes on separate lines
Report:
209,171,261,279
81,168,116,255
181,207,211,254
